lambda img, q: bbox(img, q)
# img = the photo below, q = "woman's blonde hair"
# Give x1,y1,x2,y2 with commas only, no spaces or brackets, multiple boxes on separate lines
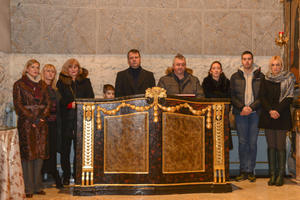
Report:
61,58,82,76
269,56,283,72
41,64,57,89
22,59,40,76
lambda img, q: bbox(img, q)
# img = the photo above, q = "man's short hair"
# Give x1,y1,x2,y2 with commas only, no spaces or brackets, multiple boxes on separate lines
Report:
173,53,186,65
241,51,254,59
127,49,141,59
103,84,115,94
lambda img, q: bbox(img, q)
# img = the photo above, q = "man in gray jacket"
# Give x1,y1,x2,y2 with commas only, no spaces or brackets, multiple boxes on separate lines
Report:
230,51,264,182
157,53,204,97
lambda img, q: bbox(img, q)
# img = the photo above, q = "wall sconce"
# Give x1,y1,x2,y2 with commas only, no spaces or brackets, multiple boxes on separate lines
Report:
275,32,289,47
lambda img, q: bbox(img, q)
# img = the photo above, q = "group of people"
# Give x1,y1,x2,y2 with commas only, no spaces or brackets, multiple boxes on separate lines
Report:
13,49,295,197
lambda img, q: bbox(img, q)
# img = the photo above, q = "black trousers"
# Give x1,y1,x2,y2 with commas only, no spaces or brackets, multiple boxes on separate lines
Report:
265,129,287,150
60,130,76,179
42,121,59,177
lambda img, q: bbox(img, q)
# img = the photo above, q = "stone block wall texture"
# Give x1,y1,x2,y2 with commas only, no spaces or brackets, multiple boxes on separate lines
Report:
10,0,283,56
0,0,11,52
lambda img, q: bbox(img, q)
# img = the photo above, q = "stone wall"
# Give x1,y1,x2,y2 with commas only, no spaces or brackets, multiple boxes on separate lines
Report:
10,0,283,56
7,53,272,98
0,0,11,52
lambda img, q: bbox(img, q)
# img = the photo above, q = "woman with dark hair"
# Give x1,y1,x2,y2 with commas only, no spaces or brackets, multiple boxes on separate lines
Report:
41,64,63,188
57,58,94,185
202,61,232,150
259,56,295,186
13,59,51,198
202,61,230,98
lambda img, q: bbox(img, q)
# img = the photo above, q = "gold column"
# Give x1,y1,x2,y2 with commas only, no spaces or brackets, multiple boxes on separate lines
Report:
213,104,225,183
81,104,95,185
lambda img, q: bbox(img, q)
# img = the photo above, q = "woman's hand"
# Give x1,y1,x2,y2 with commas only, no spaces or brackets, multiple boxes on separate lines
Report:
269,110,280,119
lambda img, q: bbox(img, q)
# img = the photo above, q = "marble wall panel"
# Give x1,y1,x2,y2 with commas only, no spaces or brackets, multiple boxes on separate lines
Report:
10,4,42,53
0,0,10,53
203,11,252,55
10,0,284,55
178,0,227,9
41,7,97,54
97,9,146,54
11,0,96,7
253,12,283,56
147,10,202,54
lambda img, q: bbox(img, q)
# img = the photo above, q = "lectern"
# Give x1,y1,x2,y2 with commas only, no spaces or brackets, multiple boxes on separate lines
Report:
73,87,232,195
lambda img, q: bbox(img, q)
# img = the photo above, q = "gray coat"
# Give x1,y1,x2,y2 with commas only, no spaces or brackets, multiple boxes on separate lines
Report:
157,69,204,97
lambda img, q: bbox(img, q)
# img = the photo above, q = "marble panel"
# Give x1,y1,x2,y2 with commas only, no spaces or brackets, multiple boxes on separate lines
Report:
96,0,120,8
122,0,177,8
147,10,202,54
179,0,227,9
104,112,149,173
41,7,96,54
228,0,265,9
203,11,252,55
97,9,146,54
10,0,96,7
253,12,283,56
10,5,42,53
264,0,283,10
162,113,205,173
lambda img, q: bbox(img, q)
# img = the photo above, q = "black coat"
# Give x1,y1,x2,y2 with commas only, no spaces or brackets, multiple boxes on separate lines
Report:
115,67,155,97
57,68,94,137
258,76,293,130
202,73,230,98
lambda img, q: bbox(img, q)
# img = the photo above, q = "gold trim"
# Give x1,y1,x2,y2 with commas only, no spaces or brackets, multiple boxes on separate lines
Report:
213,104,226,183
96,87,215,129
82,104,95,185
74,181,230,187
103,112,149,174
162,112,205,174
165,98,231,105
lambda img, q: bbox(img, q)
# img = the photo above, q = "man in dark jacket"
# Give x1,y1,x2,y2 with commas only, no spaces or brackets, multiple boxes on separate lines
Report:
157,53,204,97
230,51,264,182
115,49,156,97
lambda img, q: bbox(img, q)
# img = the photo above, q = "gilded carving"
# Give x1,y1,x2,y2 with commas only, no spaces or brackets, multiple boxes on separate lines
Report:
96,87,212,130
82,104,95,185
212,104,225,183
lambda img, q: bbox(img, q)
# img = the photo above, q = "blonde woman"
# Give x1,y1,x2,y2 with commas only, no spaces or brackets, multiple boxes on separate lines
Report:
57,58,94,185
41,64,63,188
258,56,295,186
13,59,51,198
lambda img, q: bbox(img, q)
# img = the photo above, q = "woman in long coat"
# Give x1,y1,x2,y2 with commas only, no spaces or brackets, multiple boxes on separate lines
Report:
41,64,63,188
13,59,51,198
258,56,295,186
57,58,94,185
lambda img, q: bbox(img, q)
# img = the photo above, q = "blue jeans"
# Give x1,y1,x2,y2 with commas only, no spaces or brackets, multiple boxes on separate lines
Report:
235,112,259,173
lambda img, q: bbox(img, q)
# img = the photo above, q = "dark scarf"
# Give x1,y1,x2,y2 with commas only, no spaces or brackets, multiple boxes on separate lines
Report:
265,70,295,102
129,66,142,85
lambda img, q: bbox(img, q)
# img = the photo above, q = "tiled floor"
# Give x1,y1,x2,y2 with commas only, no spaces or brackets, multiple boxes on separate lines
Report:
28,178,300,200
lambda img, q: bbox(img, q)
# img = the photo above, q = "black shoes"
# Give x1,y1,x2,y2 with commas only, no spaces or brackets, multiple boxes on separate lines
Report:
247,173,256,182
235,172,247,182
235,172,256,182
25,193,33,198
35,190,46,195
63,177,70,185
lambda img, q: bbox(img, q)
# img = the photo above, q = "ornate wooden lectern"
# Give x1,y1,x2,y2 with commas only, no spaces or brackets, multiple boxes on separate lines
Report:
73,87,232,195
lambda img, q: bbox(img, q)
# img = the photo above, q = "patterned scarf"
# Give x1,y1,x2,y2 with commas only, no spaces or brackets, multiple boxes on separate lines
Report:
265,70,295,102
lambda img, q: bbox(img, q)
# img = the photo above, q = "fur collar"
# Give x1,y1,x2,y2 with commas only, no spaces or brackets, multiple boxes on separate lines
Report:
165,67,193,75
59,68,89,85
